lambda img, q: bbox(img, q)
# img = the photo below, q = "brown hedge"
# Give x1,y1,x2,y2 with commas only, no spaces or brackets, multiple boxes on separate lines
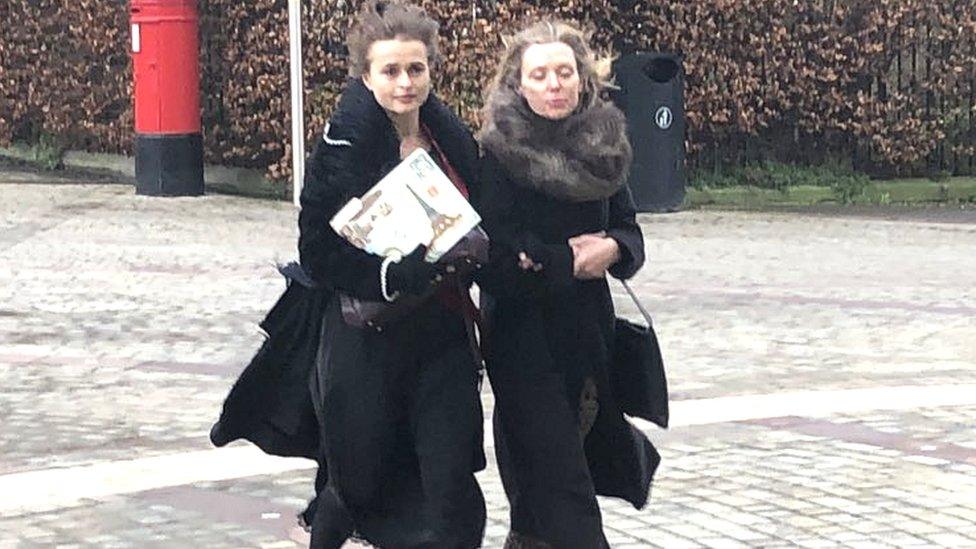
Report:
1,0,973,183
0,0,131,151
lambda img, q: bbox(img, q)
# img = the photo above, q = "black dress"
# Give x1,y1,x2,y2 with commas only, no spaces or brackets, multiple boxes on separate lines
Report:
477,148,659,548
298,79,486,549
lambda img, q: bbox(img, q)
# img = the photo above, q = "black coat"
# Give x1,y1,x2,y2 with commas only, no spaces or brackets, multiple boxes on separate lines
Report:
298,80,480,297
211,78,482,451
212,81,487,548
299,79,486,549
477,150,659,546
209,263,327,460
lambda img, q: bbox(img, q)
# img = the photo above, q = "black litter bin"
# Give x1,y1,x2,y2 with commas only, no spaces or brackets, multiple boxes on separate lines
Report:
611,53,686,212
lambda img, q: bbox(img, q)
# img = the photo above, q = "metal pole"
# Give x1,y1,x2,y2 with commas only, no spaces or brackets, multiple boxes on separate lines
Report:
288,0,305,208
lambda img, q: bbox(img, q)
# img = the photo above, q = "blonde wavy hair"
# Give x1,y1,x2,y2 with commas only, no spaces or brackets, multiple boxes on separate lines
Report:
484,20,614,114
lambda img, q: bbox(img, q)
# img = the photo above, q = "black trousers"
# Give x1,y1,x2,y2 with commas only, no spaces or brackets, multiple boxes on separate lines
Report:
310,298,486,549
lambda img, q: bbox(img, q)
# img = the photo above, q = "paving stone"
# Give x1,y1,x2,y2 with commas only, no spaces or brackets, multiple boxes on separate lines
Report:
924,533,976,548
2,184,976,547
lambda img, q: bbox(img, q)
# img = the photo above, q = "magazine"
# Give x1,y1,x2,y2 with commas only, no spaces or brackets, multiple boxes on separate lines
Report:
329,149,481,262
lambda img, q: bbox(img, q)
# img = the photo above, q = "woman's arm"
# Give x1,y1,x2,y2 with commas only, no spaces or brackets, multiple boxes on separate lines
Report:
475,158,574,299
297,133,385,300
605,185,645,280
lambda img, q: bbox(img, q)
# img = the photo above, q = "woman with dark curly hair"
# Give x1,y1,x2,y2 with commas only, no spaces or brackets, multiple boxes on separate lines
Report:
477,20,660,548
297,1,486,547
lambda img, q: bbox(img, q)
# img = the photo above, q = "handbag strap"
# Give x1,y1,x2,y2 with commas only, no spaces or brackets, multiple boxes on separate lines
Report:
422,124,470,199
621,279,654,328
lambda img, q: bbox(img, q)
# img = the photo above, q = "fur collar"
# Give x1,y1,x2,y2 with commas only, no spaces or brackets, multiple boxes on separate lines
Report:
480,87,632,202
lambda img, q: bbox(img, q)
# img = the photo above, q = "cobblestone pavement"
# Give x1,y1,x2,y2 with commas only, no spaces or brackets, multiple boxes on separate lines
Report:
2,178,975,548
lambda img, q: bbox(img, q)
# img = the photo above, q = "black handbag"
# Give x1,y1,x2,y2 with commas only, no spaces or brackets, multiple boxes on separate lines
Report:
612,280,670,429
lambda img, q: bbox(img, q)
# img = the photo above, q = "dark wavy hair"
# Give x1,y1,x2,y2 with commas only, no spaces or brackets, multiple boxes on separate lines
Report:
346,0,441,78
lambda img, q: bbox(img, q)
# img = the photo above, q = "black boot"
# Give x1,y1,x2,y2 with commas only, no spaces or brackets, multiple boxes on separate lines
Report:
308,487,355,549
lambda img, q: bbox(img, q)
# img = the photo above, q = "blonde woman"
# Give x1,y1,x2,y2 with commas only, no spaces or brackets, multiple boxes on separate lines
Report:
477,21,660,548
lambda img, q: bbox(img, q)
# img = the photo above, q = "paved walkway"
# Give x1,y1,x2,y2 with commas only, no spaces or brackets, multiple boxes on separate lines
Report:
1,178,975,548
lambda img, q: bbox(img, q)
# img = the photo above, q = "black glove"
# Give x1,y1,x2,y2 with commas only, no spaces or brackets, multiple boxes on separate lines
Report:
386,245,442,296
514,233,574,288
515,233,552,268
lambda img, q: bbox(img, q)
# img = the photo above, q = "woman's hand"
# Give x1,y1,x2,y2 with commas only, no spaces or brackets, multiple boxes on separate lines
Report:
514,234,549,272
387,245,442,296
518,251,544,272
568,231,620,280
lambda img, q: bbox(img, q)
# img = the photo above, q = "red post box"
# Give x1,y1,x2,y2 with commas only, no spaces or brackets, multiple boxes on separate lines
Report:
130,0,204,196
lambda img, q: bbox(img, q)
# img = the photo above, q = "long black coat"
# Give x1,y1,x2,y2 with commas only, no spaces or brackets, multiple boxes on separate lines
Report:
477,151,660,548
299,79,486,549
211,81,486,546
210,264,326,460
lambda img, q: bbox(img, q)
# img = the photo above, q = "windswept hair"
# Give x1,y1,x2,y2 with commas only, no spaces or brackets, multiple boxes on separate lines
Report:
346,0,441,78
483,20,614,115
